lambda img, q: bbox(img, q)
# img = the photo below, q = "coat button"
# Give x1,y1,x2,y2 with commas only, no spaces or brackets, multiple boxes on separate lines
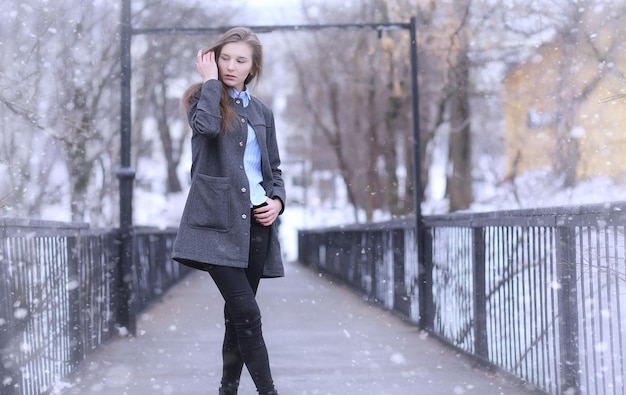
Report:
241,118,246,123
241,187,247,193
239,141,244,147
242,214,247,219
236,99,241,104
239,165,244,169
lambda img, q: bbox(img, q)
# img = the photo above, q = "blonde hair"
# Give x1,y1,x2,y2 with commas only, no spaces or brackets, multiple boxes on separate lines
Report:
182,27,263,130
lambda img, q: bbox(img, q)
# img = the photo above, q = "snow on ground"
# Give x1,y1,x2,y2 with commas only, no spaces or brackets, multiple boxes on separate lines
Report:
133,169,626,263
469,169,626,213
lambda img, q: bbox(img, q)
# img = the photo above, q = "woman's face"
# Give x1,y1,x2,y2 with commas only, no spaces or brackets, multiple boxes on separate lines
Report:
217,41,254,92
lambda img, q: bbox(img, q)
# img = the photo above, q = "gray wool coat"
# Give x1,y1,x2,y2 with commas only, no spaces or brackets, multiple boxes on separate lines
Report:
172,80,286,278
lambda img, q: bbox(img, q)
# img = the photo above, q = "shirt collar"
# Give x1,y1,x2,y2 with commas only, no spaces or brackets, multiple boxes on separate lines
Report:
230,87,250,107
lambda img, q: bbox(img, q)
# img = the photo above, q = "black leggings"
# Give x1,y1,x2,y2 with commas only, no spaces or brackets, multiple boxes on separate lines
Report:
207,217,275,394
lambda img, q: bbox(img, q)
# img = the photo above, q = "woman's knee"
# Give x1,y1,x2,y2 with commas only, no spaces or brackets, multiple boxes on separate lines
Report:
226,296,261,326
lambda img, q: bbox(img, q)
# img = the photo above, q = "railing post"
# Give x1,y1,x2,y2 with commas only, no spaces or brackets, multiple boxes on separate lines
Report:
66,234,83,369
472,227,488,359
419,228,434,330
393,229,411,319
369,231,378,299
556,226,580,394
0,220,17,395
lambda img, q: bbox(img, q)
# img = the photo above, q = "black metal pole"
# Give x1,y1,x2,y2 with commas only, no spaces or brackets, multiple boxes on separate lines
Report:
117,0,136,336
409,22,422,220
131,22,410,36
556,227,580,394
409,16,430,330
472,227,488,359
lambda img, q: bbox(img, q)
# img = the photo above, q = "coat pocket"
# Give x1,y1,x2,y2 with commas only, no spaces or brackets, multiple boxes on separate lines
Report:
186,174,230,231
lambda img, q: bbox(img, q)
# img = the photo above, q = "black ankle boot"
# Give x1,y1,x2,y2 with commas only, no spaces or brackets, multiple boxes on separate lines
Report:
218,387,237,395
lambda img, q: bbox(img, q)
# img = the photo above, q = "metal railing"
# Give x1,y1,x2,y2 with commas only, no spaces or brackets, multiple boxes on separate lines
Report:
298,201,626,395
0,218,188,395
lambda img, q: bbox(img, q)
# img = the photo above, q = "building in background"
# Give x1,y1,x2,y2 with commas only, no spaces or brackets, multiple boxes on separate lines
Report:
502,23,626,182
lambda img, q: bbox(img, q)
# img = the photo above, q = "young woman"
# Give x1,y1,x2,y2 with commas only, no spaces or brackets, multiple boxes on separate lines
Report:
172,27,284,395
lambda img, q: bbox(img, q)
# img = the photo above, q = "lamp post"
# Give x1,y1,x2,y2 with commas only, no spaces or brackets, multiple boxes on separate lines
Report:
117,0,136,335
117,8,424,333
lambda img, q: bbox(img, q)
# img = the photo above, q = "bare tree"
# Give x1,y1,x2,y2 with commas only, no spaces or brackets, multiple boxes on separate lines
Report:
286,0,415,221
0,1,75,219
442,0,474,211
0,0,233,224
286,0,626,217
49,2,120,222
551,0,623,186
130,2,235,195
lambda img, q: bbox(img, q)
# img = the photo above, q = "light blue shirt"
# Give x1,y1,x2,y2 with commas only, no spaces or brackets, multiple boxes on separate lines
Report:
231,88,267,207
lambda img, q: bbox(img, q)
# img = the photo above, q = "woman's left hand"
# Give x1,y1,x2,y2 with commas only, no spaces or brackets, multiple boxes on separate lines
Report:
253,198,282,226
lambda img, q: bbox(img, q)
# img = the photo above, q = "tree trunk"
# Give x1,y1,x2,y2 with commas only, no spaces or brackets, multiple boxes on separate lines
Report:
384,95,402,216
365,75,379,222
447,48,473,211
154,83,182,193
68,92,94,222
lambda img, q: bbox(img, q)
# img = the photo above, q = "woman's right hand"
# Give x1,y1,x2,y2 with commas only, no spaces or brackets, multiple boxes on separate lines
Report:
196,50,219,83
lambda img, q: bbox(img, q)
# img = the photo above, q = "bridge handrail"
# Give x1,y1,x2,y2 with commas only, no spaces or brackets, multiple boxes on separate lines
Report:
298,200,626,395
0,219,188,395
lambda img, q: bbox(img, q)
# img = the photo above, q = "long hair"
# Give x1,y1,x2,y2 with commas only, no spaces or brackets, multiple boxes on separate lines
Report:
182,27,263,131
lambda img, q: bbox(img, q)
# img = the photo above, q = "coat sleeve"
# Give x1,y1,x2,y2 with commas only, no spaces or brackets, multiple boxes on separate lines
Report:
264,107,286,214
187,80,223,138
